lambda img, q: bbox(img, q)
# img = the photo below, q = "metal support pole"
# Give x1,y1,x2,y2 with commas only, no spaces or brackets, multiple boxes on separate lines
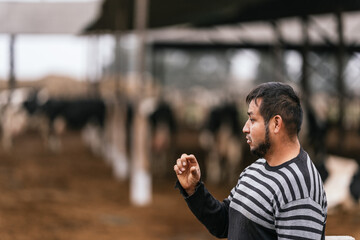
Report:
114,33,122,97
86,35,100,97
335,9,345,135
301,16,310,100
9,34,16,91
271,20,284,82
130,0,152,206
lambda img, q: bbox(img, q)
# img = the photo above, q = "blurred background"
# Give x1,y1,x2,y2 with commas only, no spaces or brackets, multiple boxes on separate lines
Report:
0,0,360,239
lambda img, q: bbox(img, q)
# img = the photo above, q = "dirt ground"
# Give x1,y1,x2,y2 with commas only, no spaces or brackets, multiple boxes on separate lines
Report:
0,131,359,240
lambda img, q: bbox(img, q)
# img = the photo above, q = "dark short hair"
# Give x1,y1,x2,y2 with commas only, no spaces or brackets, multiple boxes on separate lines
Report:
246,82,303,136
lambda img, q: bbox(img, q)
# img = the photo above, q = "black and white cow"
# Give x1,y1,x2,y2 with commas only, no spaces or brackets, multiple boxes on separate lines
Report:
350,165,360,204
0,87,107,153
148,100,177,178
200,101,243,185
38,97,106,152
0,88,48,150
324,155,360,211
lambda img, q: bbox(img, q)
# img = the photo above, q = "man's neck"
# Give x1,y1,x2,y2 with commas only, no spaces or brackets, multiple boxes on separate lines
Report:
265,139,301,167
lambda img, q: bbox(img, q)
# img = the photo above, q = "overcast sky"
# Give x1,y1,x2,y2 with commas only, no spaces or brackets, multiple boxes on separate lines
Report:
0,34,89,80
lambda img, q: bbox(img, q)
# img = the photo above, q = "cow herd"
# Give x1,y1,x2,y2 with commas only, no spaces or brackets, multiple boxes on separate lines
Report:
0,88,106,153
0,86,359,212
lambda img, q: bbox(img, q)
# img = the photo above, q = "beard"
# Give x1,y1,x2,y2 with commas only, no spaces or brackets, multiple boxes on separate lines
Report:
251,124,271,159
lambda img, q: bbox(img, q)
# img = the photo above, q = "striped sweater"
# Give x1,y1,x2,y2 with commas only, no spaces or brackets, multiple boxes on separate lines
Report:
177,148,327,240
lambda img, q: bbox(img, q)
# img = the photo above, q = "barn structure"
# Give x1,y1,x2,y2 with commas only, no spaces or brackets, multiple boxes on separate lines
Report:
81,0,360,209
1,0,360,208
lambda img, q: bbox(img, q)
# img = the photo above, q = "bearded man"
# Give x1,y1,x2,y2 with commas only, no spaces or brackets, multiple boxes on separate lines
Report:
174,82,327,240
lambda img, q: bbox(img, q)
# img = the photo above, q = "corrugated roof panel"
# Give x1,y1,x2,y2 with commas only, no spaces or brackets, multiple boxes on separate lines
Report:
0,1,101,34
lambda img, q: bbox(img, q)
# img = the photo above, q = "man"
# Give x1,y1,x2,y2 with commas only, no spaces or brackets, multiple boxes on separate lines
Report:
174,82,327,239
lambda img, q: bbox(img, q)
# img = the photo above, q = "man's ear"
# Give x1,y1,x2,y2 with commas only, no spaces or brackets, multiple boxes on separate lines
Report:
273,115,282,134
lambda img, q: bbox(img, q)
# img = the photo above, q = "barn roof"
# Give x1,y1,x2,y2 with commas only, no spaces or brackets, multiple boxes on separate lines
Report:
146,13,360,48
0,1,101,34
82,0,360,50
84,0,360,32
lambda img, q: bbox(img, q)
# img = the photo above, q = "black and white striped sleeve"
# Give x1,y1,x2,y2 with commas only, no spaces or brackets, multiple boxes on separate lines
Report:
275,198,326,240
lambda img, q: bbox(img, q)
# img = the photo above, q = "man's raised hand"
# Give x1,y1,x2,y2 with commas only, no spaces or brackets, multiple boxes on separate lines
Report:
174,153,201,196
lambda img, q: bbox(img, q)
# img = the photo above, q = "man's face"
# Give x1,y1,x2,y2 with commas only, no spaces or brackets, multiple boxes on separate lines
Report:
242,99,271,158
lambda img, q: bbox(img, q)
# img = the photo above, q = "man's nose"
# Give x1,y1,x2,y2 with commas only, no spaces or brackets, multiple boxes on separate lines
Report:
243,120,250,133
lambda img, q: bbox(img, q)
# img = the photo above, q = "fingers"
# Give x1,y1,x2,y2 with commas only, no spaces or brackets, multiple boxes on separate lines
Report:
178,157,187,170
174,153,198,176
174,164,182,175
181,153,197,164
186,154,197,164
174,156,186,175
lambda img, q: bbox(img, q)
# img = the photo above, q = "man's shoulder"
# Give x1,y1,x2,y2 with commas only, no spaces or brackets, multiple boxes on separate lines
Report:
253,158,267,166
242,158,266,173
